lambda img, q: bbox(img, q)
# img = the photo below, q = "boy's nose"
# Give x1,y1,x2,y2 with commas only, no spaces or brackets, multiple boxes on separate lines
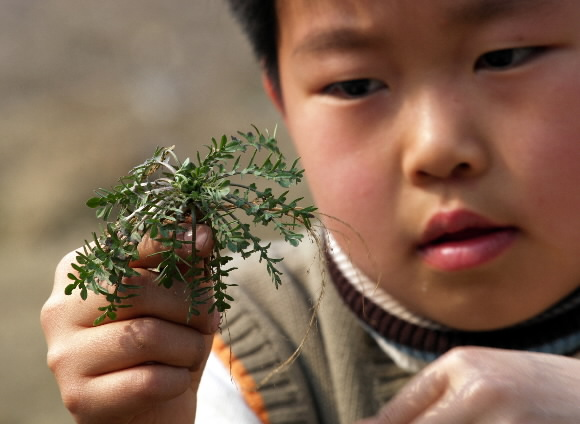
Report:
400,90,489,186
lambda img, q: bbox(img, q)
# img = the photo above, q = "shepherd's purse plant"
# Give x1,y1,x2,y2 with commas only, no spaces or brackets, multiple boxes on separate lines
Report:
65,128,317,325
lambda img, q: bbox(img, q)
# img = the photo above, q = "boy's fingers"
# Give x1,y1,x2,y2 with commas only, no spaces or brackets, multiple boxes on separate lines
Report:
50,319,214,377
130,224,214,269
49,262,219,335
357,367,446,424
61,364,194,422
48,252,219,336
107,271,221,334
45,238,218,424
358,347,580,424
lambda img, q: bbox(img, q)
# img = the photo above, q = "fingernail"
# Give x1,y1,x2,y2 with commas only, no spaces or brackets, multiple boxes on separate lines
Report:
195,226,209,251
183,228,194,241
211,310,222,333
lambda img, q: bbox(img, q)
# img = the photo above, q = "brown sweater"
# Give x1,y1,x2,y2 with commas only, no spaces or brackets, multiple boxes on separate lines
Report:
212,235,580,423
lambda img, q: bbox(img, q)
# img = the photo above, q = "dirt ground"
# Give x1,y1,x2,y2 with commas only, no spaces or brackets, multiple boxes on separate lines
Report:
0,1,308,422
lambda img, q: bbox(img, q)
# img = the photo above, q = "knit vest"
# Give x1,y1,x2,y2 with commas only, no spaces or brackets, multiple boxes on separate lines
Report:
212,236,580,423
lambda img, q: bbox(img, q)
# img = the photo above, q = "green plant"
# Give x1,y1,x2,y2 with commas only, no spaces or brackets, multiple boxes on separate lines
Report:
65,128,317,325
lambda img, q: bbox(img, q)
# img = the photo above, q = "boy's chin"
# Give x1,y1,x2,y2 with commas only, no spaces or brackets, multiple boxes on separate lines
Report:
406,288,557,332
427,305,548,332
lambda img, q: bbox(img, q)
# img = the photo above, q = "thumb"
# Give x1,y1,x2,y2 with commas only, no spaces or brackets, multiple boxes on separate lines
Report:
131,224,214,268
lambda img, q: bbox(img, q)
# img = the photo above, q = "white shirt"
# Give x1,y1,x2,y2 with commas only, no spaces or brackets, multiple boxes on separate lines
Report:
196,352,262,423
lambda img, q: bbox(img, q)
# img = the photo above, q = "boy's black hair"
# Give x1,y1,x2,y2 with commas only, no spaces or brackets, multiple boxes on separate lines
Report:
225,0,280,91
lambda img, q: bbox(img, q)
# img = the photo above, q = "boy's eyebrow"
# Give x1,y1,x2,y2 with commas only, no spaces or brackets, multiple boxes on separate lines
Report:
448,0,556,24
292,28,381,57
292,0,556,57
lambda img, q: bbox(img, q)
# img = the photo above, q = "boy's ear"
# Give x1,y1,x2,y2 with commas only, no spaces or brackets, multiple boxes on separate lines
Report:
262,72,285,116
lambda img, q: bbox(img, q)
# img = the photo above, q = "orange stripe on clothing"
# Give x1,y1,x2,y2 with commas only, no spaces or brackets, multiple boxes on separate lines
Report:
212,335,270,424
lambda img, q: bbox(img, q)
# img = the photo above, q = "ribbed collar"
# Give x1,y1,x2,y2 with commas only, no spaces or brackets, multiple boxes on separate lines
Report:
325,233,580,371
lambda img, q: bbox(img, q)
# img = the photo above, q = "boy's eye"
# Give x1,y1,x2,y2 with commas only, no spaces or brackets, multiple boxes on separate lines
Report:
322,78,386,99
475,47,545,71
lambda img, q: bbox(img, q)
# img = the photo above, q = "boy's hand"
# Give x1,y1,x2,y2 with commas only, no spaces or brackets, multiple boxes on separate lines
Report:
358,347,580,424
41,225,219,424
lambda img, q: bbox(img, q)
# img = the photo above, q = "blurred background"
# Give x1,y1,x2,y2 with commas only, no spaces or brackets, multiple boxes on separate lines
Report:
0,1,309,422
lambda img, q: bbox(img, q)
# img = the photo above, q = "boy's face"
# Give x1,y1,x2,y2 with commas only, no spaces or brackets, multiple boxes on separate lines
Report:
271,0,580,330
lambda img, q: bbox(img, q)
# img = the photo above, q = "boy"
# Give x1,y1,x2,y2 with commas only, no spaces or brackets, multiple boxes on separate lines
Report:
41,0,580,422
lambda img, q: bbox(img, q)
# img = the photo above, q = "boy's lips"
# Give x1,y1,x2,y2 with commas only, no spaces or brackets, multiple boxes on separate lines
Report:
417,210,518,271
